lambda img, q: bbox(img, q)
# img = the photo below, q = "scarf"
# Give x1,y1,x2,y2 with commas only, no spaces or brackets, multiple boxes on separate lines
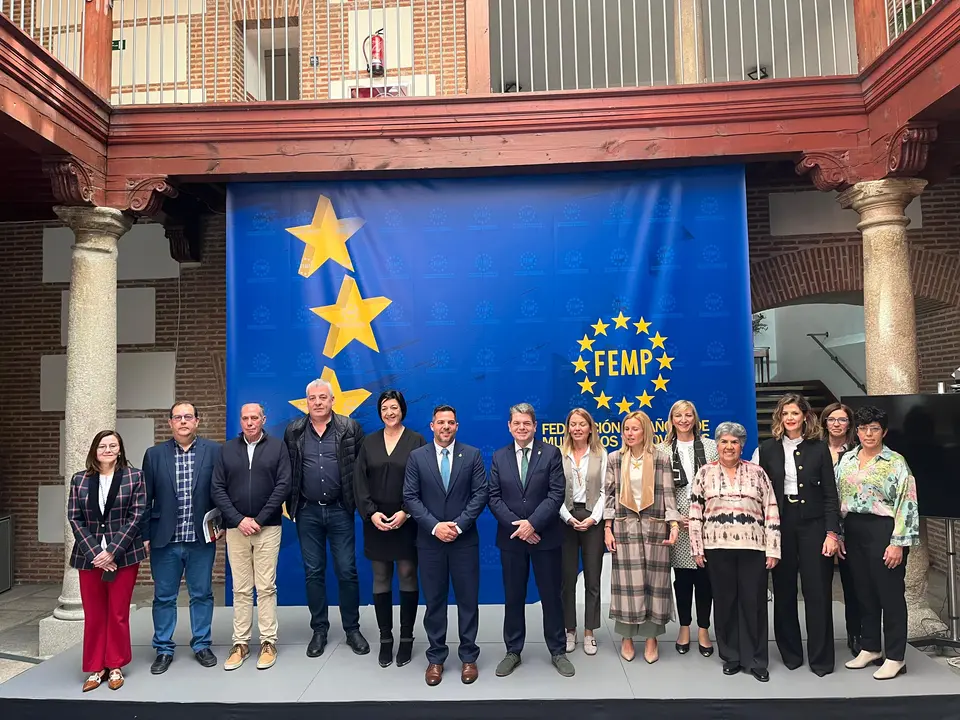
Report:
619,450,654,514
671,436,707,489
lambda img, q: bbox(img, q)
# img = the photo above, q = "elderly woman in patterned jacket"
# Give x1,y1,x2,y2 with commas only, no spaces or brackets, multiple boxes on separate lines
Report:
604,410,680,665
657,400,718,658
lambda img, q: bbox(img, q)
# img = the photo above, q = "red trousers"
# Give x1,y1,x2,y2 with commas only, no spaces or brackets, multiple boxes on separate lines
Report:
78,563,139,672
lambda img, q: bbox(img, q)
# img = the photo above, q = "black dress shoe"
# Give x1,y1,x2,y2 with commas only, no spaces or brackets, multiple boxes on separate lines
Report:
194,649,217,668
722,661,741,676
150,654,173,675
378,635,394,668
306,632,328,658
750,668,770,682
346,630,371,655
812,668,833,677
675,642,690,654
699,644,714,658
396,638,414,667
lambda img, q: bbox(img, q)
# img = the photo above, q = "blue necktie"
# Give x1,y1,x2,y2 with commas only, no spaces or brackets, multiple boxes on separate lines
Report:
440,448,451,490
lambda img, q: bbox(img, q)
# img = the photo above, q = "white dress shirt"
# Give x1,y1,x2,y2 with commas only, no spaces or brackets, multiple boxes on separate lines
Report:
432,442,461,535
750,435,803,495
559,450,606,525
244,432,263,468
676,439,695,498
514,441,534,479
98,473,113,549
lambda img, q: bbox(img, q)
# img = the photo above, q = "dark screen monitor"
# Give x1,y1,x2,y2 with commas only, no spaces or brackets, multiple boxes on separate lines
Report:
841,394,960,520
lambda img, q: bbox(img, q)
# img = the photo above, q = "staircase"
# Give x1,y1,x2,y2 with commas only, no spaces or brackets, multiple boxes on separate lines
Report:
755,380,838,441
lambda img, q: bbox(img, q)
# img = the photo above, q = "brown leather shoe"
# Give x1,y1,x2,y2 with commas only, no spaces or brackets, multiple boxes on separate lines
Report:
107,668,124,691
82,670,106,692
461,662,478,684
425,663,443,686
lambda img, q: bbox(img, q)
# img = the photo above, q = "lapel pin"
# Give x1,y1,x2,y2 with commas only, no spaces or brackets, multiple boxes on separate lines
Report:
458,453,462,458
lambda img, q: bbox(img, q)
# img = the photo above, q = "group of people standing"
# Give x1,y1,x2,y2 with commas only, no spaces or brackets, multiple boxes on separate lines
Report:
66,383,919,692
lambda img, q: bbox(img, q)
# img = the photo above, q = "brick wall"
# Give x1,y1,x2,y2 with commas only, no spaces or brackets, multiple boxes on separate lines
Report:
1,174,957,583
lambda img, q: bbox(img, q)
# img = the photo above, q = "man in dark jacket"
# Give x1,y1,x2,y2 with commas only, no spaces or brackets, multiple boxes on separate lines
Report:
212,402,291,672
284,378,368,658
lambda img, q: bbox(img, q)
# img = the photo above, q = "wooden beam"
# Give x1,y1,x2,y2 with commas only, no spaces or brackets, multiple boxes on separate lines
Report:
465,0,491,95
853,0,889,72
82,0,115,98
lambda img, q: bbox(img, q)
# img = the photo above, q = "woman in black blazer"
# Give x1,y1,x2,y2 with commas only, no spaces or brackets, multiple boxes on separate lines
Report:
753,393,840,677
67,429,147,692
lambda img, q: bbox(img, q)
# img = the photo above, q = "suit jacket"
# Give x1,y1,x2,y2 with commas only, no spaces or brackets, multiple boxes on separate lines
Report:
403,440,489,549
488,440,565,552
757,436,840,535
68,466,147,570
140,437,221,548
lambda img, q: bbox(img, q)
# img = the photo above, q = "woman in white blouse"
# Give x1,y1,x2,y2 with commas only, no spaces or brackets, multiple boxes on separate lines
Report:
658,400,718,657
559,408,607,656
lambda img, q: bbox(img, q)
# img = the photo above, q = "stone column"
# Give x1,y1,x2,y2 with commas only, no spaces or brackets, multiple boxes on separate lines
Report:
39,206,132,656
674,0,705,84
838,178,947,639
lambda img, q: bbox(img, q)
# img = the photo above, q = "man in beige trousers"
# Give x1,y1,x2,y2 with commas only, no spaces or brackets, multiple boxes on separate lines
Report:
212,403,292,670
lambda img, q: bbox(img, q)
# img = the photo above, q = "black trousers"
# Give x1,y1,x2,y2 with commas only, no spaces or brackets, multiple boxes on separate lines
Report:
706,549,768,671
502,547,566,657
561,505,605,631
673,567,712,629
837,555,862,638
844,513,909,662
771,501,835,673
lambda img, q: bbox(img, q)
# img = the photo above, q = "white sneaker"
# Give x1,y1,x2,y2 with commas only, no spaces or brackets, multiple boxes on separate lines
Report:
583,635,597,656
873,659,906,680
565,630,576,653
845,650,883,669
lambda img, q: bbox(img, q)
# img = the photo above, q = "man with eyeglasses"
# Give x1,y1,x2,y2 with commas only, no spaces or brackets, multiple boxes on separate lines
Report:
284,378,368,658
141,402,223,675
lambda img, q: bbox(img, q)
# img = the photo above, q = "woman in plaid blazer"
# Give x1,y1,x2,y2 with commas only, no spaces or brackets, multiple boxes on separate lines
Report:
67,429,147,692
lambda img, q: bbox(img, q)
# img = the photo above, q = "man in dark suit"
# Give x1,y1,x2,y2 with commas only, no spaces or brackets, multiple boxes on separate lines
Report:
141,402,222,674
488,403,573,678
403,405,488,687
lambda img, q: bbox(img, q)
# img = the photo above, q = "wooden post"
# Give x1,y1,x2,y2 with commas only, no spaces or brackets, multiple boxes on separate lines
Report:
465,0,491,95
853,0,889,71
82,0,114,98
674,0,705,84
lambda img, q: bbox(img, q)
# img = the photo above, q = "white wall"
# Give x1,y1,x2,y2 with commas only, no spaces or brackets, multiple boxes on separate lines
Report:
753,310,778,377
769,303,866,399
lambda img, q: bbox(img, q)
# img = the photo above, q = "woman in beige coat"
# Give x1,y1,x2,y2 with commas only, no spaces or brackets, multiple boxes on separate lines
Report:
604,410,680,664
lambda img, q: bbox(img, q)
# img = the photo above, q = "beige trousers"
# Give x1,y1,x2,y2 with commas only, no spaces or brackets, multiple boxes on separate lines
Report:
226,524,282,645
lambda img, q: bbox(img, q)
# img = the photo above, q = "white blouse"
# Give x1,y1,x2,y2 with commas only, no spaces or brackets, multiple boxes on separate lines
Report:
97,473,113,550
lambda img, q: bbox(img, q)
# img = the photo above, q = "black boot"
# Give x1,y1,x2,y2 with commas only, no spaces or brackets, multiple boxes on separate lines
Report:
373,592,394,668
396,590,419,667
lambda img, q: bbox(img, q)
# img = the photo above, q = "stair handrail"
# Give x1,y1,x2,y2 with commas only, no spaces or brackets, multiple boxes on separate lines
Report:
806,332,867,394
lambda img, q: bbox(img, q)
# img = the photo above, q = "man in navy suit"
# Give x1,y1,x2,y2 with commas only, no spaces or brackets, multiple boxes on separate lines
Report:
403,405,488,687
141,402,222,675
488,403,574,677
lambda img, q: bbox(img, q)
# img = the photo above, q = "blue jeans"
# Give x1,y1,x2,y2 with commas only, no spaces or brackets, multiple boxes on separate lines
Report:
150,540,216,655
296,503,360,634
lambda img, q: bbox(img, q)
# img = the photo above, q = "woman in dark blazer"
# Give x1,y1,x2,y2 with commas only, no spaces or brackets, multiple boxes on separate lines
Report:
68,429,147,692
354,390,426,669
752,393,840,676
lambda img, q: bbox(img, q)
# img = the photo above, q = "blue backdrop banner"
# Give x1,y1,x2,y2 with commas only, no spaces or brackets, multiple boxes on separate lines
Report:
225,166,756,605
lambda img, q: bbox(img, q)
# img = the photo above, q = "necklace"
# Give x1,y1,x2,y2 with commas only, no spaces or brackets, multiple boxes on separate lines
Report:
629,453,643,470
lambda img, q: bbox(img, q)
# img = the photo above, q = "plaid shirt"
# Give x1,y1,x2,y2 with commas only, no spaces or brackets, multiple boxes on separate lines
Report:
173,442,197,543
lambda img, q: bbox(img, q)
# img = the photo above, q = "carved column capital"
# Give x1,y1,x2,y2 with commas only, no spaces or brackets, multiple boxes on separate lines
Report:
795,151,857,192
837,178,927,231
887,121,938,177
125,176,179,217
42,158,103,207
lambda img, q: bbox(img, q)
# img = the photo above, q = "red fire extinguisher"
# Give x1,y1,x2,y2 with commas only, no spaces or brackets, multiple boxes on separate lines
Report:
363,29,386,77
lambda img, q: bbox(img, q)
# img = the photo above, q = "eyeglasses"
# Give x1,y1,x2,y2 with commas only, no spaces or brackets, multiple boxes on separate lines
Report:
172,414,196,422
97,444,119,452
858,425,884,435
825,418,849,425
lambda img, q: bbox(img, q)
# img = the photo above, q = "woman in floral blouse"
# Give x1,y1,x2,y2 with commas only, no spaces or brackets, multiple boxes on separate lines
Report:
837,405,918,681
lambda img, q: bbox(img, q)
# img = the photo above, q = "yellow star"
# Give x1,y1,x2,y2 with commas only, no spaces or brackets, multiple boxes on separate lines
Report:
591,318,610,336
594,391,612,409
649,331,667,349
577,377,596,394
657,352,674,370
633,317,651,334
288,367,371,417
636,390,654,408
286,195,366,277
577,334,595,352
571,356,589,374
612,311,630,329
652,374,670,392
311,276,391,358
615,396,633,415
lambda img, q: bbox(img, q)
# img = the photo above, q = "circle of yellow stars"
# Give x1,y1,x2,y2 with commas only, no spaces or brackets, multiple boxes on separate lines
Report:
571,311,674,415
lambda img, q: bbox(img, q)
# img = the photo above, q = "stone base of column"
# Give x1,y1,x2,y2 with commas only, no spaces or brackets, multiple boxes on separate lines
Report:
906,523,948,639
38,616,84,658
